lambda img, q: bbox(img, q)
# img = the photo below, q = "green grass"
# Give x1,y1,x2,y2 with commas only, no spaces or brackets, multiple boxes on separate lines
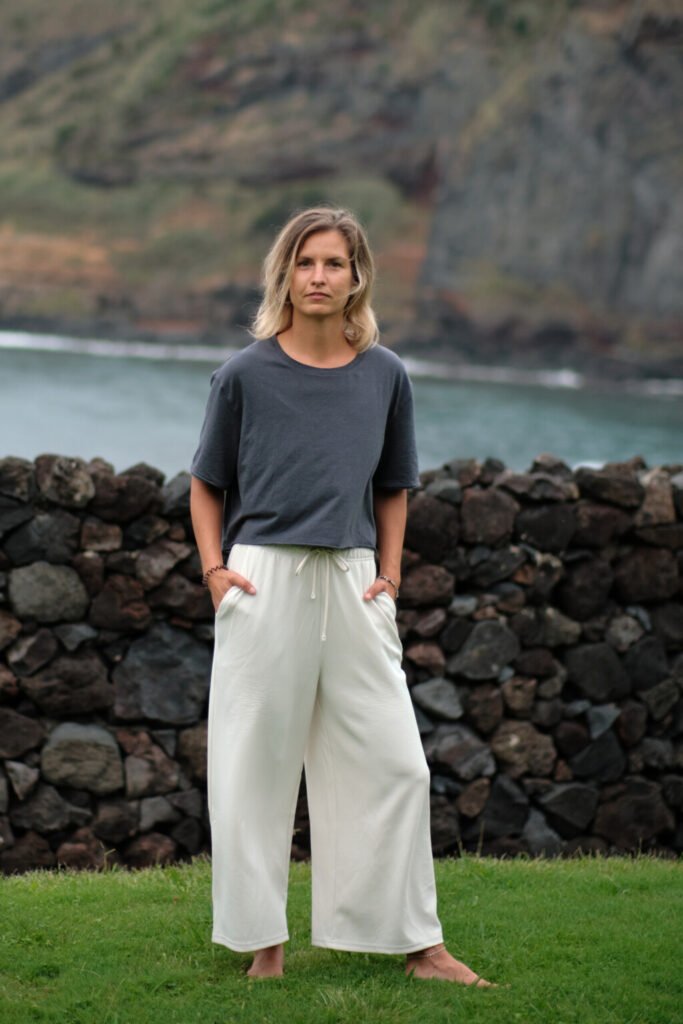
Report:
1,853,681,1024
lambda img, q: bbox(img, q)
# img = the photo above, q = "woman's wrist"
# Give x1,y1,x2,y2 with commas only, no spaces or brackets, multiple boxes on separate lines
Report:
201,563,228,587
377,574,400,597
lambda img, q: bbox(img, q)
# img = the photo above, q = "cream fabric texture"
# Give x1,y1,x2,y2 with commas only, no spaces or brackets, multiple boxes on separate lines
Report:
207,543,444,953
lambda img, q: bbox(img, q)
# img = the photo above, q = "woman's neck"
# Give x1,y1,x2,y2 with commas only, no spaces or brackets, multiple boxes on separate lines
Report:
276,316,356,368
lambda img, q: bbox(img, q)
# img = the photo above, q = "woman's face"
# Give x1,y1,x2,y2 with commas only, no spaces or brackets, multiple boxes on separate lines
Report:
288,229,354,321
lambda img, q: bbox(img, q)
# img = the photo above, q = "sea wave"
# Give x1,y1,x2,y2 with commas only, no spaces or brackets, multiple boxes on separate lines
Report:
2,328,682,397
0,329,238,363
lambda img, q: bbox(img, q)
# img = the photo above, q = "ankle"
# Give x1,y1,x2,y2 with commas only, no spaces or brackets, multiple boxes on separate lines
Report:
407,942,447,960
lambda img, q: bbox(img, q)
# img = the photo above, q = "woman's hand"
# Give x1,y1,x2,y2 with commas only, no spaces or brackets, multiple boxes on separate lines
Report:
209,569,257,612
363,576,399,602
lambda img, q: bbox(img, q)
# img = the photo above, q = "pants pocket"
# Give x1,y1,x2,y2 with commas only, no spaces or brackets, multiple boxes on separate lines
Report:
215,583,244,617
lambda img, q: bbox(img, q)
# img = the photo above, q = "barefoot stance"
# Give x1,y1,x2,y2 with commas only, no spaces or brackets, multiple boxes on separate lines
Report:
246,943,284,978
406,945,498,987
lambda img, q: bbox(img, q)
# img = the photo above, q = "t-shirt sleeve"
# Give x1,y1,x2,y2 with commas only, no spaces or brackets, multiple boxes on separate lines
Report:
372,365,421,489
189,367,241,490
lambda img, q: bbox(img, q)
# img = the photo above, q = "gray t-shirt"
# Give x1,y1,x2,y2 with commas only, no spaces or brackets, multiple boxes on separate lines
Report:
190,335,420,559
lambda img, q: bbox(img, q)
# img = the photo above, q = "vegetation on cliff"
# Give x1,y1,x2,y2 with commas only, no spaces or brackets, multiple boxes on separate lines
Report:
0,1,681,374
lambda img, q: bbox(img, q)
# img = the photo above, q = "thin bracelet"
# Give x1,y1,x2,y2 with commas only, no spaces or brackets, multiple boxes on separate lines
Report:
201,563,227,587
377,574,399,598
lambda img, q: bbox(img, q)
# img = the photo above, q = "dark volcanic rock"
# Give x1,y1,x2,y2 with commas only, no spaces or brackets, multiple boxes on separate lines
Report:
593,779,675,851
0,610,22,651
639,677,680,721
429,794,461,854
41,722,123,794
398,563,455,607
92,798,139,844
34,454,95,508
651,603,683,650
6,628,59,676
622,636,670,691
4,759,40,801
122,831,177,868
564,643,630,702
147,572,211,620
411,677,464,721
556,558,614,621
616,700,648,747
573,500,632,547
470,773,530,839
8,562,89,623
501,675,537,717
113,621,211,725
81,516,123,552
20,651,113,716
118,729,181,797
613,547,679,604
89,574,152,631
490,720,557,778
89,468,161,523
424,723,496,781
554,720,590,759
0,708,45,758
464,684,504,735
575,465,644,508
568,730,627,783
404,492,459,562
461,487,520,546
4,509,82,564
522,808,566,857
0,456,36,503
537,782,599,838
470,546,527,588
177,723,208,783
135,539,193,589
56,826,108,870
9,782,91,832
161,472,191,519
0,830,56,873
515,504,576,552
448,620,520,679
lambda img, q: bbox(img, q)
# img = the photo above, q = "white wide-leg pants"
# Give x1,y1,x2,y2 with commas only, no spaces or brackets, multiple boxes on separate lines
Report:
207,543,444,953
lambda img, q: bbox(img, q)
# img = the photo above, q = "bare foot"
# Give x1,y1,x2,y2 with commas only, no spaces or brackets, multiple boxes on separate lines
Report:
406,945,499,987
246,943,284,978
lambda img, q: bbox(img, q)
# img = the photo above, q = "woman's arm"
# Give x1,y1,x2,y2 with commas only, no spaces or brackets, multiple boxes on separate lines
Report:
189,476,255,609
365,486,407,601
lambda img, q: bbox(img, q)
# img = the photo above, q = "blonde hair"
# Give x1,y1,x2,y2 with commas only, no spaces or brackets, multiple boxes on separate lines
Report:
249,206,379,351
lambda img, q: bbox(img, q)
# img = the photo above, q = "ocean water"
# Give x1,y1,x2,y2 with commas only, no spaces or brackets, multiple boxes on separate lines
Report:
1,330,681,480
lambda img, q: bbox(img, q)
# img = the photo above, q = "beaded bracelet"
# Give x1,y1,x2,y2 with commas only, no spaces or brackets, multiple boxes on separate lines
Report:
377,574,399,598
201,563,227,587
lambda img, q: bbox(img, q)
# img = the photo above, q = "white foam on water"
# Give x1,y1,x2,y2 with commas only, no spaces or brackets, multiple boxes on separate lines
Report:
2,328,682,397
0,329,236,363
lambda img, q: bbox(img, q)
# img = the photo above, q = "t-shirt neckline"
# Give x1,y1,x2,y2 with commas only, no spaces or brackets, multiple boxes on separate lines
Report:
269,336,367,374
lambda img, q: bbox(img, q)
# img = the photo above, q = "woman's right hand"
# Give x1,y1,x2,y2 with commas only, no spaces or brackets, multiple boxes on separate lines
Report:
209,569,257,612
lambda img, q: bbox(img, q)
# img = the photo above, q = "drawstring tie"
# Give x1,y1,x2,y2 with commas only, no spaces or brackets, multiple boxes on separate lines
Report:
294,548,350,641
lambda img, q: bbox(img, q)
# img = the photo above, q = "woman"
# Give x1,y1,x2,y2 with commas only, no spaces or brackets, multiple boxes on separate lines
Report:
189,206,496,986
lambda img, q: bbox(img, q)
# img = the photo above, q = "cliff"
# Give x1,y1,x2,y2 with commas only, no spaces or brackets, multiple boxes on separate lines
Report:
0,0,682,376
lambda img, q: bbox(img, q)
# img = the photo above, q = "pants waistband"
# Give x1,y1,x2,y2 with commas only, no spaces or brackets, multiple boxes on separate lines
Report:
230,543,376,562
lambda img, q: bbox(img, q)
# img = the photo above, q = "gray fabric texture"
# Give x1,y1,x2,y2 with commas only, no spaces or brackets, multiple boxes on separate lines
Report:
190,335,420,560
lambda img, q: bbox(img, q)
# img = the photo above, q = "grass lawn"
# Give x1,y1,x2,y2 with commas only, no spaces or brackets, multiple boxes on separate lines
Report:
1,852,681,1024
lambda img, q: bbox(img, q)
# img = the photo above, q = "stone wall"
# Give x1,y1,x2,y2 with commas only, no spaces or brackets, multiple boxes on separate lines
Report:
1,451,682,873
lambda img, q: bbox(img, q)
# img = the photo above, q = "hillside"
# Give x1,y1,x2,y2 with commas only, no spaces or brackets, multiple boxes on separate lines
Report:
0,0,682,377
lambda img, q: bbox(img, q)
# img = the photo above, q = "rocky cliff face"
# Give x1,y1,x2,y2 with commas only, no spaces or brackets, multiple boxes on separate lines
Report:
0,1,681,375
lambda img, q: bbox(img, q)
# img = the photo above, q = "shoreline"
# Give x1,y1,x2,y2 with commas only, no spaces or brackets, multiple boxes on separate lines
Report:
2,324,683,399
